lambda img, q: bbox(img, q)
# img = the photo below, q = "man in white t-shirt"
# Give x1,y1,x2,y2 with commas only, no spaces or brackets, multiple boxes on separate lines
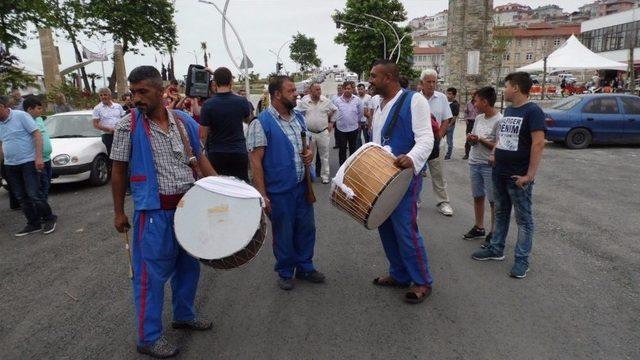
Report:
296,82,338,183
420,69,454,216
463,86,502,249
92,87,126,157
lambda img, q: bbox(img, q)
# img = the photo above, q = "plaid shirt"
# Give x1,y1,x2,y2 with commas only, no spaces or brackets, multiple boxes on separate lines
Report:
246,106,306,182
110,110,195,195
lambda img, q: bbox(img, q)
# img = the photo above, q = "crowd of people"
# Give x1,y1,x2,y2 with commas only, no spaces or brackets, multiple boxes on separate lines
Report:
1,61,545,358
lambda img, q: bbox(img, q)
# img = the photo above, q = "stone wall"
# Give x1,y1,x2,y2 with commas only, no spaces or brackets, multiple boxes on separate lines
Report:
445,0,496,95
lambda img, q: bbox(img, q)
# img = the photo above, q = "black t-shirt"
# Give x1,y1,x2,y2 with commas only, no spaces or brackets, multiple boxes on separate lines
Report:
494,102,546,177
200,92,251,154
449,100,460,117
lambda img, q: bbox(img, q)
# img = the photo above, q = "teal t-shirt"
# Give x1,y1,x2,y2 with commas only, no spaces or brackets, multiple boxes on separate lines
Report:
35,117,52,162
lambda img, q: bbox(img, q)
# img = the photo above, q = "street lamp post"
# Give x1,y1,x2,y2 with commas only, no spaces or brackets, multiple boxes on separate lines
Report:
336,18,387,59
388,33,410,60
188,50,199,64
199,0,250,95
363,13,401,63
270,39,293,74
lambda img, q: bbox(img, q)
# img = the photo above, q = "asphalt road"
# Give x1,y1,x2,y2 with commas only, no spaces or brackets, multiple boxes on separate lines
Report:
1,101,639,359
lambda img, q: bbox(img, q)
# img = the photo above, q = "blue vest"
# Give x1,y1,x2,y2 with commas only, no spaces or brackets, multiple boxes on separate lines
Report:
257,109,307,195
380,90,416,157
129,109,201,210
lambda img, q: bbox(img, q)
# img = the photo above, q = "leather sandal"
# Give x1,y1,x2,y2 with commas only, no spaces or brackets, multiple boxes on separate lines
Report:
404,285,432,304
373,276,410,288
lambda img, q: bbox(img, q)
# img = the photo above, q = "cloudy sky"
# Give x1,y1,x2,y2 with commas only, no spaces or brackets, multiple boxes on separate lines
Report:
14,0,594,85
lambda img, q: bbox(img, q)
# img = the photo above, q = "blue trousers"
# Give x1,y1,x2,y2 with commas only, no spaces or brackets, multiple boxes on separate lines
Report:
378,175,433,286
489,174,535,265
445,125,455,158
4,161,55,227
132,209,200,346
269,182,317,279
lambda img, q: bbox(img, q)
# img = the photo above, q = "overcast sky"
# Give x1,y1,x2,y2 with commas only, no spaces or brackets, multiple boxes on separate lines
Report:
14,0,594,85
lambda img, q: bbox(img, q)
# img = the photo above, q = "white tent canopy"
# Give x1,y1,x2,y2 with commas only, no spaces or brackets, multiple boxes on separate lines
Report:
517,35,628,72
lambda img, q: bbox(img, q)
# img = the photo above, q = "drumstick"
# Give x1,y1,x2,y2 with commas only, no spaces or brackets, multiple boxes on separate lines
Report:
123,231,133,279
300,131,316,204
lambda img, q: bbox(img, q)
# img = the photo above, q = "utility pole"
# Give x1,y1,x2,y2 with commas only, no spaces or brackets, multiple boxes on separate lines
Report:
629,7,637,94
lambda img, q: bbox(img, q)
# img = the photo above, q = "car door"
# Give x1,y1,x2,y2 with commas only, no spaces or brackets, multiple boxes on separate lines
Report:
580,97,626,143
619,96,640,143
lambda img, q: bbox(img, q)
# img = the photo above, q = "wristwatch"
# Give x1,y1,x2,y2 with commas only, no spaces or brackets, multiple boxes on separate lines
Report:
188,156,197,166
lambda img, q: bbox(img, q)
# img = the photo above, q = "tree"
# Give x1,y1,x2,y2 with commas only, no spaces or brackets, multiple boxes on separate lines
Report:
201,42,209,67
289,33,321,73
87,0,178,90
491,30,513,86
333,0,416,79
0,1,42,52
39,0,92,91
87,73,102,93
0,48,39,92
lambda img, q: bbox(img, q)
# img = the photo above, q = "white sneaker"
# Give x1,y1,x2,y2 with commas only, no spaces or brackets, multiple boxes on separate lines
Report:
437,202,454,216
321,177,330,184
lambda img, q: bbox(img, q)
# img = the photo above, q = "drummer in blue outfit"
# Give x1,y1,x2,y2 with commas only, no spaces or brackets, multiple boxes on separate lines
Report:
247,75,325,291
110,66,217,358
368,59,435,304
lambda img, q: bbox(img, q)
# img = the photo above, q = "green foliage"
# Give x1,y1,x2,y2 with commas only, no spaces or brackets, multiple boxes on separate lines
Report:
46,82,99,110
492,30,514,84
0,0,43,51
0,48,39,92
86,0,177,54
289,33,321,72
333,0,417,80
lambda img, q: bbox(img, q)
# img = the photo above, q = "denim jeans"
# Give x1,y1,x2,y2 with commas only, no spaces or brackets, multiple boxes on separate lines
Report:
445,125,455,158
489,173,534,264
4,161,55,227
39,160,52,200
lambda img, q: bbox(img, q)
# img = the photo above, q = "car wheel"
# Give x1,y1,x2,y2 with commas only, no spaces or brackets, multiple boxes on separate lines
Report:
565,128,592,149
89,155,110,186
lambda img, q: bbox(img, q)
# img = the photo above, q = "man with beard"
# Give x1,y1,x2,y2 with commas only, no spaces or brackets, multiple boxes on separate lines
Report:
247,75,324,291
368,59,435,304
110,66,217,358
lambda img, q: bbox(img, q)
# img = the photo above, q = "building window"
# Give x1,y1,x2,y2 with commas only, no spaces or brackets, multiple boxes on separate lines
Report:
529,39,534,47
554,37,561,46
526,52,533,60
514,53,520,62
502,53,510,61
516,39,522,47
542,39,548,47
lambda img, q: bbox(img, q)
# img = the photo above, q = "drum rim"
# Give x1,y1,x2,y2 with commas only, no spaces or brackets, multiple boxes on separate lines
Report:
365,167,412,229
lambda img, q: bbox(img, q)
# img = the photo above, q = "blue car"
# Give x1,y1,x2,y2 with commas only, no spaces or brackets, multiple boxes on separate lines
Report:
544,94,640,149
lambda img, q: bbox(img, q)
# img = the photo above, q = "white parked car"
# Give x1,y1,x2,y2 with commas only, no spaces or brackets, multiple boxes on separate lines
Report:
46,110,110,186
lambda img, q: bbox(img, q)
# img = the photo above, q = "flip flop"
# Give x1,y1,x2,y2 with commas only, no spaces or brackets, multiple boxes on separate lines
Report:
404,286,432,304
373,276,410,288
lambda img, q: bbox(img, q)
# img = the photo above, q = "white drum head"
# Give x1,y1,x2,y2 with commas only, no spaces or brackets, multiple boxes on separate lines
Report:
365,168,413,230
174,183,263,260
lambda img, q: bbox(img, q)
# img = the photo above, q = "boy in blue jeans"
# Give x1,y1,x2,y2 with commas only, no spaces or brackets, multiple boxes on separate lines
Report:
23,97,54,202
471,72,545,279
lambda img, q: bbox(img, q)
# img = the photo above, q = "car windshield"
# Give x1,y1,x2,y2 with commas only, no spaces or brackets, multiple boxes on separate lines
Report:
45,114,102,138
551,97,582,111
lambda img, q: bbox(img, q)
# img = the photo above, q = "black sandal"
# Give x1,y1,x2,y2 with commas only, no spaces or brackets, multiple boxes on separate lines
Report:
373,276,410,288
404,286,432,304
